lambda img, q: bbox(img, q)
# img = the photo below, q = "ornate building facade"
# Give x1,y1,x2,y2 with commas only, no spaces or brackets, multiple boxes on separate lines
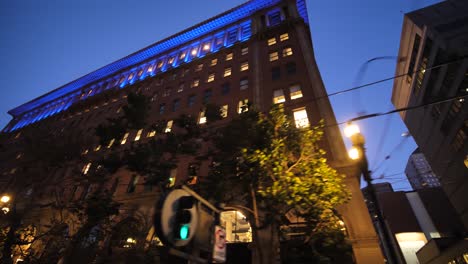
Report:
0,0,383,262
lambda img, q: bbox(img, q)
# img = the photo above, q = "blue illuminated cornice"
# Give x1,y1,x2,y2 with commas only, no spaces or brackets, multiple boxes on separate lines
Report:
6,0,309,131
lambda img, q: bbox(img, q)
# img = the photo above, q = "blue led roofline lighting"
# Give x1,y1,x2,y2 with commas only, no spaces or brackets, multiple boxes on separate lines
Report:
7,0,309,121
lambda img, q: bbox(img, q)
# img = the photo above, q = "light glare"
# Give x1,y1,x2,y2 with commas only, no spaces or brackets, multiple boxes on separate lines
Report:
348,147,360,160
344,123,360,138
0,195,10,203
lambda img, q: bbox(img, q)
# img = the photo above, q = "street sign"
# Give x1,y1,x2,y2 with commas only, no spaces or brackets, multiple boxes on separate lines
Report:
212,225,226,263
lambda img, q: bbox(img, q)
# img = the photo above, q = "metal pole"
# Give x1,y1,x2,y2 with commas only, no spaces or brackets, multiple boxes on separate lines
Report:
359,145,398,264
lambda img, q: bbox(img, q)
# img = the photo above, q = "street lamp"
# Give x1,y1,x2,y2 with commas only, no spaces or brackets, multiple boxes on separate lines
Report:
1,195,12,215
1,195,11,203
344,122,397,264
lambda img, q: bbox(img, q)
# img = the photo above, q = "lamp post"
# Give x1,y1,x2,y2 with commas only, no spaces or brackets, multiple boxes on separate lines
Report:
344,123,397,264
0,194,19,264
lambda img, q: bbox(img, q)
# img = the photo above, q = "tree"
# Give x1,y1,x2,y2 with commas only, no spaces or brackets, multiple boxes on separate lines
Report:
199,105,352,263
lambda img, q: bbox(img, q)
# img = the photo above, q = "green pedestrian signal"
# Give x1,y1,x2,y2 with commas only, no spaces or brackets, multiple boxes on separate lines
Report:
179,224,190,240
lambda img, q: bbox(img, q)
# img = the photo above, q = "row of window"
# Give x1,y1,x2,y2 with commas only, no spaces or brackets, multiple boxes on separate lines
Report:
82,102,310,158
269,47,293,62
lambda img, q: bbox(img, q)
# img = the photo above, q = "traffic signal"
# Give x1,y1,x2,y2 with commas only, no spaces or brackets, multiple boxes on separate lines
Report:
154,189,199,247
174,196,195,240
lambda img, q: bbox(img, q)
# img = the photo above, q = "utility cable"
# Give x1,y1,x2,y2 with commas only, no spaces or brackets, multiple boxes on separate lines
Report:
322,56,466,101
330,93,468,127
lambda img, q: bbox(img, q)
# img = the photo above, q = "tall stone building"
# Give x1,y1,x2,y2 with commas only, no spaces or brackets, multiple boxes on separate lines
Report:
0,0,383,262
391,0,468,231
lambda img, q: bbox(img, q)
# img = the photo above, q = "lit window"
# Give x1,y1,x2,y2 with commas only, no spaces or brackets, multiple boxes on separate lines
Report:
137,69,144,78
207,73,215,83
241,47,248,55
127,73,134,81
293,108,309,128
221,105,228,118
282,47,293,57
165,120,173,133
280,33,289,41
157,61,164,69
135,129,143,141
82,149,89,155
240,62,249,71
16,153,22,159
94,145,101,152
240,78,249,90
82,163,92,175
168,57,175,65
211,59,218,66
224,68,232,77
267,38,277,46
238,99,249,113
107,138,115,148
168,169,177,188
179,52,187,60
290,85,303,100
127,175,139,193
14,132,21,139
191,48,198,56
147,130,156,138
226,53,233,61
269,52,279,61
191,79,200,88
195,64,203,72
121,132,130,144
178,83,185,93
199,110,206,124
273,89,285,104
203,43,210,51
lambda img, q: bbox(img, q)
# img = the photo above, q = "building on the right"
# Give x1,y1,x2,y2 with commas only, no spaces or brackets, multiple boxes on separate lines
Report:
391,0,468,232
405,148,440,190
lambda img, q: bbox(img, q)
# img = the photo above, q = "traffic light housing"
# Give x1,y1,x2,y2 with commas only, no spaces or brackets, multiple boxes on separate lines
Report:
154,189,199,247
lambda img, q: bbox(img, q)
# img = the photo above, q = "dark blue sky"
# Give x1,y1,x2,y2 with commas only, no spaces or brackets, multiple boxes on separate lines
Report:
0,0,440,190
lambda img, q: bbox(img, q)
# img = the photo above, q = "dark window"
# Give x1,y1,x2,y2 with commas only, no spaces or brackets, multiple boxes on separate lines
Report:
188,94,196,107
159,103,166,115
240,78,249,90
272,67,281,80
407,34,421,82
172,99,180,112
144,181,153,192
441,99,464,134
286,62,296,75
221,83,230,95
226,27,238,45
203,90,212,103
268,10,282,26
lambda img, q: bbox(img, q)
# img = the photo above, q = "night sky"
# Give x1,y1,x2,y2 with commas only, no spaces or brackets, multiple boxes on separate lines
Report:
0,0,440,190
